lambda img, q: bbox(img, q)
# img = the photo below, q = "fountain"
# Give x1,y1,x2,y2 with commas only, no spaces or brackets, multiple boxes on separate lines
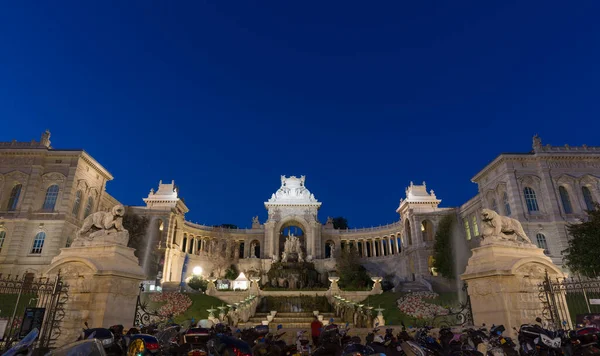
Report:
207,306,217,319
140,217,162,278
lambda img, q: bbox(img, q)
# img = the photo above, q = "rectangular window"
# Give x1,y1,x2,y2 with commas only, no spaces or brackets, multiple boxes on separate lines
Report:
463,218,471,240
471,215,479,236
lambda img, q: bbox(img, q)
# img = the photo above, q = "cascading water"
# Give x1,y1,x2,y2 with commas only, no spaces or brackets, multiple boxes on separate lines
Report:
451,212,471,303
141,217,160,278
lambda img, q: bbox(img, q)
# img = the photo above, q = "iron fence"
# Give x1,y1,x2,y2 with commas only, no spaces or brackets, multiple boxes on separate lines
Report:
539,271,600,329
0,273,68,352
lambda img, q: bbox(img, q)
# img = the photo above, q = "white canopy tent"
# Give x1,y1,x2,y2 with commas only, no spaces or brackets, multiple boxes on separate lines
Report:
232,272,250,290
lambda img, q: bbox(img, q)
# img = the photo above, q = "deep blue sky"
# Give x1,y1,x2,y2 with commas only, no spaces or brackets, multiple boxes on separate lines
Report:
1,1,599,228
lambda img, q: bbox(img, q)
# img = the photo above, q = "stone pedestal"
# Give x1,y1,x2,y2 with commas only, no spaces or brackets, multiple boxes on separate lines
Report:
462,243,565,335
45,243,145,346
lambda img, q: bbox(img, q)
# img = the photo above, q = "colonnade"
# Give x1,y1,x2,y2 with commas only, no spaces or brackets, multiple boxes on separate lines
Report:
338,235,403,258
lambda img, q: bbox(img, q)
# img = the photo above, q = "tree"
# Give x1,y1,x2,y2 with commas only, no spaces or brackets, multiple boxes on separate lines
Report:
210,226,234,277
188,276,208,292
123,213,161,277
332,217,349,230
432,214,455,279
336,245,372,289
563,204,600,277
224,264,239,280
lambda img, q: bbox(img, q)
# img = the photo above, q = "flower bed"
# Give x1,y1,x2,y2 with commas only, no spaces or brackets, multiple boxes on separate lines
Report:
397,291,449,320
149,292,192,318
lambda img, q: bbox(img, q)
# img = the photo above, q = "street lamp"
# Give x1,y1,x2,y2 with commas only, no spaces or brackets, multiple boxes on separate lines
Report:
193,266,202,276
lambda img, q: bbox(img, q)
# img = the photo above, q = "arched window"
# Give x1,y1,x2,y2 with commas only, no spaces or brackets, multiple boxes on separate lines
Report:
558,186,573,214
31,232,46,254
182,235,187,253
357,241,363,257
523,187,539,212
382,240,387,256
389,240,395,255
238,242,245,258
7,184,22,211
397,236,402,253
491,199,498,213
0,231,5,253
42,184,60,211
72,190,82,216
421,221,434,241
503,192,511,216
366,241,371,257
374,240,380,256
535,233,550,255
463,218,471,240
83,197,94,218
582,186,595,211
188,238,194,254
405,220,412,245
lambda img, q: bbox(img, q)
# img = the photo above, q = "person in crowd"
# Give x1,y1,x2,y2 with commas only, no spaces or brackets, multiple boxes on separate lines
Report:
311,316,323,346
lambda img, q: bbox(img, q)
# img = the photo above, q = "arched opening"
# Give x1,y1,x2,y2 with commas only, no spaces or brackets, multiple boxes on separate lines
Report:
324,240,335,258
523,187,539,212
250,240,260,258
397,235,402,253
357,241,363,257
405,220,413,245
559,186,573,214
428,256,438,276
188,237,194,254
389,239,395,255
582,186,595,211
7,184,22,211
72,190,82,216
42,184,60,211
374,239,380,256
536,233,550,255
503,192,511,216
382,239,388,256
84,196,94,218
172,221,178,245
238,241,245,258
182,235,187,253
31,232,46,254
366,241,371,257
279,222,305,260
421,220,434,242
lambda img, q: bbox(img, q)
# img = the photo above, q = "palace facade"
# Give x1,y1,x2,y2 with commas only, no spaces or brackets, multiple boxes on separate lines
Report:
1,132,599,288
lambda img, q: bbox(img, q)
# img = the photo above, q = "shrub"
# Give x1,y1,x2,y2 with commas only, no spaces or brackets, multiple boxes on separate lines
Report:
188,276,208,292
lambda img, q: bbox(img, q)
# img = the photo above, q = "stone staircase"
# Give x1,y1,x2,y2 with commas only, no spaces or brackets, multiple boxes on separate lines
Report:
239,311,339,329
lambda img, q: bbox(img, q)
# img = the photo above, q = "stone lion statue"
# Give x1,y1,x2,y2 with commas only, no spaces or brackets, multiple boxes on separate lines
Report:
480,208,533,244
78,204,125,236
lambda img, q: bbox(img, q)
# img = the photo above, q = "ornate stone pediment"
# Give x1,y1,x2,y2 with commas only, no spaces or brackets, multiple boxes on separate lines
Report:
5,170,28,182
266,175,320,205
41,172,66,183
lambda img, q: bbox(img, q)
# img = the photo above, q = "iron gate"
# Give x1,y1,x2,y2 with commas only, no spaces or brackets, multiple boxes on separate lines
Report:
431,282,474,327
0,273,69,352
539,271,600,329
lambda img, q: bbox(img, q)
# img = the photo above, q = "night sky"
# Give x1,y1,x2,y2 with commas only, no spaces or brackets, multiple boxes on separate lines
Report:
1,2,599,228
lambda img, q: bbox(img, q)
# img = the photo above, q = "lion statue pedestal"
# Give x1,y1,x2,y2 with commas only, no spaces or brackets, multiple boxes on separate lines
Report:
461,210,568,335
45,205,145,347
